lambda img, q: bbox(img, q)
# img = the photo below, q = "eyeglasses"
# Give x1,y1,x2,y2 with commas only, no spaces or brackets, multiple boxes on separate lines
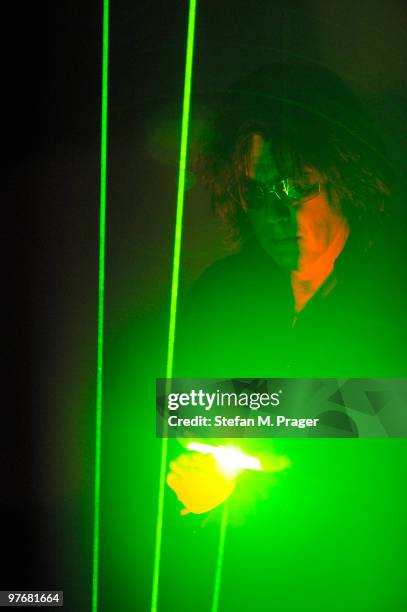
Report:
239,177,321,209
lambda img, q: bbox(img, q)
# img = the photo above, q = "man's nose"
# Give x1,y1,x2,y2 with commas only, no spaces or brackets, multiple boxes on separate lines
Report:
263,197,292,223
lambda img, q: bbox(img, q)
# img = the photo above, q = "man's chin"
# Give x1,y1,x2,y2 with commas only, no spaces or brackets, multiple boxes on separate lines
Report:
272,252,299,270
260,239,300,270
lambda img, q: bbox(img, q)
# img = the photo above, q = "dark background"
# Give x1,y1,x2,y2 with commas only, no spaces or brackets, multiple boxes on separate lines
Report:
5,1,407,610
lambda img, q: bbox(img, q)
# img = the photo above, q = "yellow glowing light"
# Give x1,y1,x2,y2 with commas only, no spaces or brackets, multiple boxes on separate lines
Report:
187,442,263,477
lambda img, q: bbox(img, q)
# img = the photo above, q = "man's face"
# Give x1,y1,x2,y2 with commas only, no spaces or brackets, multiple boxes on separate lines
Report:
242,135,348,271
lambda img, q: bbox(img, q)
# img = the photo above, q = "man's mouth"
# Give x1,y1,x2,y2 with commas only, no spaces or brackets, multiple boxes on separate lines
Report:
271,236,299,243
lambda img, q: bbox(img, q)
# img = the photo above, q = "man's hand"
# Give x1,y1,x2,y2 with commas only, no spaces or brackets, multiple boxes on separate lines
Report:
167,447,290,515
167,452,236,515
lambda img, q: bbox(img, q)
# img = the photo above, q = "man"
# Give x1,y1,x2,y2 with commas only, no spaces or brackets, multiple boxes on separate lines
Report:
175,62,403,377
167,63,406,514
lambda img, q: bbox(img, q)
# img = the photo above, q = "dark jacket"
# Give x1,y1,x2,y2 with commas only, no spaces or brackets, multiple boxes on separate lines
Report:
176,237,405,379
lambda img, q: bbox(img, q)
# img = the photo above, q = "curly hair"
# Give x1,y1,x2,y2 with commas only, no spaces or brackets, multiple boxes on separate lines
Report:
193,63,393,250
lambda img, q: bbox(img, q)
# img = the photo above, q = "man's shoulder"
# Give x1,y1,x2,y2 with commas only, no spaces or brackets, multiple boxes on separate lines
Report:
182,252,246,318
192,240,285,295
195,250,248,288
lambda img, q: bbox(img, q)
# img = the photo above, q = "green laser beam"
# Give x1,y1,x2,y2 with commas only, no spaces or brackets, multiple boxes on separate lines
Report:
150,1,197,612
211,502,229,612
91,1,109,611
165,0,197,383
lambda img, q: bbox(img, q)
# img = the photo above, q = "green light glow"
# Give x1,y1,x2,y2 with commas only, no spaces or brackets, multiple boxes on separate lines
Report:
92,0,109,611
211,502,229,612
150,1,197,611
